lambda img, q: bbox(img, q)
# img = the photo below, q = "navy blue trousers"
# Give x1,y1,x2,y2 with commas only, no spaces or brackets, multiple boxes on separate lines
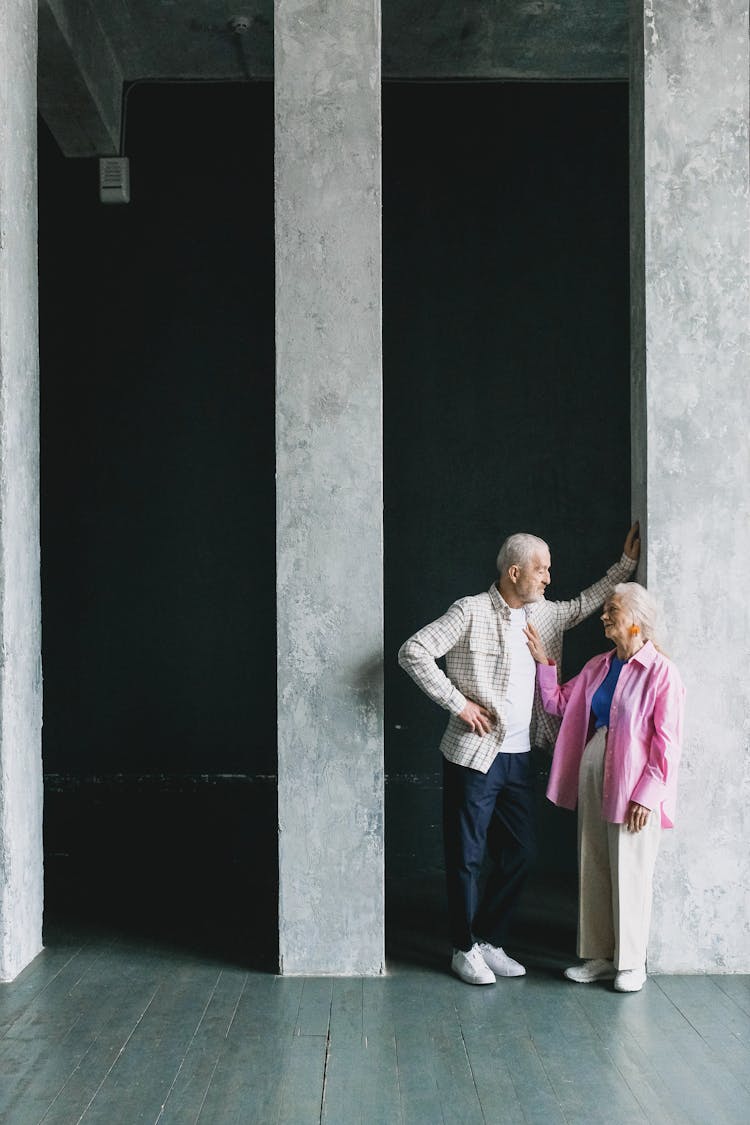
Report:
443,750,537,952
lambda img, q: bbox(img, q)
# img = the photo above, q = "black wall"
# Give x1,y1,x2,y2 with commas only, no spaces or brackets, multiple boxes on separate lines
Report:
39,83,276,962
40,83,276,778
383,83,630,958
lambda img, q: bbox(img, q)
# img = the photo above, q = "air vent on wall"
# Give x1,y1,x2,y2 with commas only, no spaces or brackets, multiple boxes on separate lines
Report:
99,157,130,204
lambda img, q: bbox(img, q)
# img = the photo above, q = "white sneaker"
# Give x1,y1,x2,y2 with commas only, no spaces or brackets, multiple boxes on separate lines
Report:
563,958,616,983
477,942,526,977
614,967,647,993
451,944,496,985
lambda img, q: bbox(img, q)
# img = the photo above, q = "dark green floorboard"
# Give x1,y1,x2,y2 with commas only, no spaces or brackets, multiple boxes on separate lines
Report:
1,934,749,1124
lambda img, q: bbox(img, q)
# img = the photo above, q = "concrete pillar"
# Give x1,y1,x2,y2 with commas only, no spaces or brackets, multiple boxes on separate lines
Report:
275,1,384,974
631,1,749,971
0,0,44,981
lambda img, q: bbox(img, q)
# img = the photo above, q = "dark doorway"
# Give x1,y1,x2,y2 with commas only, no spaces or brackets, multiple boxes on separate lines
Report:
383,82,631,969
39,82,276,967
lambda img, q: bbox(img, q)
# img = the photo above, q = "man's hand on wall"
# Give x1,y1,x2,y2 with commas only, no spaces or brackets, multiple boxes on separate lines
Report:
624,522,641,561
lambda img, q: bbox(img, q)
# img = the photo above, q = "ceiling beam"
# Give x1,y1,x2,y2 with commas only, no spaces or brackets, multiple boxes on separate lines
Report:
38,0,124,157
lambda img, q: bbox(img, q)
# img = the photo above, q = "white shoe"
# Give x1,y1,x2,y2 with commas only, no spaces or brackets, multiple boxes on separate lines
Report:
451,944,496,985
477,942,526,977
614,967,647,993
563,958,616,983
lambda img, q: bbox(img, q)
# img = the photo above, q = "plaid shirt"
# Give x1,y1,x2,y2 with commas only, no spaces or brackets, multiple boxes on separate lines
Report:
398,553,637,772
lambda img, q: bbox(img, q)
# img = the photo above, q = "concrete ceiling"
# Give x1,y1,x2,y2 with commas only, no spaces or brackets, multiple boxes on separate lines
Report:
38,0,628,157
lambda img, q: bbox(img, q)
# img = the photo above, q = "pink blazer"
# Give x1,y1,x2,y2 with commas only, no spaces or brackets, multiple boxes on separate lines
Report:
538,641,685,827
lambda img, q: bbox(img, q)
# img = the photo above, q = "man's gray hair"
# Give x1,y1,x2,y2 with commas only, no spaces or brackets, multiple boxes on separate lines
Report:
496,532,549,576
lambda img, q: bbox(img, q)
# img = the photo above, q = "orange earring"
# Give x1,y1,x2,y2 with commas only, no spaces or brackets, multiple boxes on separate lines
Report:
629,624,640,636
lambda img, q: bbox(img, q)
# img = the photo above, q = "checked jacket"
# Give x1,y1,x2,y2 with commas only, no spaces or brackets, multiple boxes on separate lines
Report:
398,553,637,773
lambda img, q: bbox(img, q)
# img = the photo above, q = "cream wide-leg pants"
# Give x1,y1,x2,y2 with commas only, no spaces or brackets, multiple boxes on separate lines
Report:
577,726,661,970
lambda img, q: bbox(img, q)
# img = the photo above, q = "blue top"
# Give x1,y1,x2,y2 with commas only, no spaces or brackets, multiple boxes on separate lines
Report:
591,657,626,729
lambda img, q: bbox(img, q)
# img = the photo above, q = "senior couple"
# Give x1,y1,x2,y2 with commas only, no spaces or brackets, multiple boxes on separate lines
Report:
398,523,684,994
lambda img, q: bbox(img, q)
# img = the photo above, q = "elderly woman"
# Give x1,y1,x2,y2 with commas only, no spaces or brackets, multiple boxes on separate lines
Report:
525,582,684,993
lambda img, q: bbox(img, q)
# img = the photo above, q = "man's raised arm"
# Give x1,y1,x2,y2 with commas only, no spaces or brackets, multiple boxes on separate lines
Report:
551,522,640,629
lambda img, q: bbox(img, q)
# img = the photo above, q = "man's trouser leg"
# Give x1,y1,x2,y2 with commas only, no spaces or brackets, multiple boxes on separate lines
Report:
443,751,536,952
442,756,498,951
473,751,537,948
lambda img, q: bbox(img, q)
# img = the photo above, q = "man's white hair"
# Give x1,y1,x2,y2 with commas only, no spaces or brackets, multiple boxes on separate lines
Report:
496,532,549,575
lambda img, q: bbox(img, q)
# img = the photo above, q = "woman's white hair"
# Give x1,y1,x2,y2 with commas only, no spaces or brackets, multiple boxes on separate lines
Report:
611,582,664,648
496,532,549,575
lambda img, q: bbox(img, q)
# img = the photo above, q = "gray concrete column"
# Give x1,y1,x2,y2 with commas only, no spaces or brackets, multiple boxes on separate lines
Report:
275,1,384,974
631,1,749,971
0,0,44,981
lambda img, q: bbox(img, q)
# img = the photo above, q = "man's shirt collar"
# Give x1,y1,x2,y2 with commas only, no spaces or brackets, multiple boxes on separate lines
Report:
489,581,540,619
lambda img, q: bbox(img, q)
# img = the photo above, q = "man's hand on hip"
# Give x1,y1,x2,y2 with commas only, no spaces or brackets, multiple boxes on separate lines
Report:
458,700,495,736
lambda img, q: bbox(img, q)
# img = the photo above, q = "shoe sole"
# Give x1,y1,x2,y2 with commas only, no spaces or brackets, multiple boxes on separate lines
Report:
450,968,496,986
564,971,616,984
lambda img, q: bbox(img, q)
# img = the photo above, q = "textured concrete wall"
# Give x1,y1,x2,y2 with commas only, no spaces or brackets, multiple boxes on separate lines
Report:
632,0,750,971
0,0,44,981
275,1,384,974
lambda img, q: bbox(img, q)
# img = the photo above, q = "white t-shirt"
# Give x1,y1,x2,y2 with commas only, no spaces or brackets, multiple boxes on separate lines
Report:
500,607,536,754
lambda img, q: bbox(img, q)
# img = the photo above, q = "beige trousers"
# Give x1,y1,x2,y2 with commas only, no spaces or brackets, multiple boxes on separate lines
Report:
577,726,661,970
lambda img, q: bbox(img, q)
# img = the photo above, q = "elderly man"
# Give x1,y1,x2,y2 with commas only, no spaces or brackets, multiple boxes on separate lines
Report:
398,524,640,985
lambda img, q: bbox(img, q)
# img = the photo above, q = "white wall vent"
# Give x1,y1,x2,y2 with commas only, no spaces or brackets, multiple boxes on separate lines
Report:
99,157,130,204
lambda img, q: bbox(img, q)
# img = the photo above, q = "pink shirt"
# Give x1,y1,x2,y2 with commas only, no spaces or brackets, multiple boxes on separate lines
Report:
538,641,685,827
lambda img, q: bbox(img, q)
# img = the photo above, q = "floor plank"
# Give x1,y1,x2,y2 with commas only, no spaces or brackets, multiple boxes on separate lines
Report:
391,971,486,1125
323,977,403,1124
322,980,367,1123
656,977,750,1071
195,976,304,1124
69,961,225,1123
358,981,402,1125
156,968,249,1124
573,974,750,1125
295,978,334,1038
0,938,132,1123
0,940,98,1040
375,973,448,1124
514,974,650,1124
38,977,165,1125
453,981,564,1125
708,973,750,1017
278,1034,328,1124
572,985,686,1125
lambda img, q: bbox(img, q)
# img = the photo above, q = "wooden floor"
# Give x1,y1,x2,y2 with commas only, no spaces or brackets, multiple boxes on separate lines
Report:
1,928,748,1125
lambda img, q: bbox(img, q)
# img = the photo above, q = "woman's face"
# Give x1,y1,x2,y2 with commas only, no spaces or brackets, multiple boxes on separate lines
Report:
601,595,633,650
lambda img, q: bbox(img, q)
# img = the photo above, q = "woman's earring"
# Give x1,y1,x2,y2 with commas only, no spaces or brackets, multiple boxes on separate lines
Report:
629,624,640,636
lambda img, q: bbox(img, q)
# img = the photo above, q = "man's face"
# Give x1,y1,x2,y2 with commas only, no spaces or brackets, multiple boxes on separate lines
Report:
514,549,551,604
